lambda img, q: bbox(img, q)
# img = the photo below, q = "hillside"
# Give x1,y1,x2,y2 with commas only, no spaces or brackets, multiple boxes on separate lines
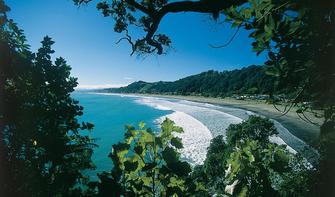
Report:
102,65,276,97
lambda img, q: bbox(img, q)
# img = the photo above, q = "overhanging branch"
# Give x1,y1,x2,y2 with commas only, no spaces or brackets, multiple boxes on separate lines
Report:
123,0,247,54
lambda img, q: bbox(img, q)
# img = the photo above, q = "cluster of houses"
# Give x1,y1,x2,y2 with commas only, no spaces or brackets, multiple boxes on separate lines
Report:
231,94,270,100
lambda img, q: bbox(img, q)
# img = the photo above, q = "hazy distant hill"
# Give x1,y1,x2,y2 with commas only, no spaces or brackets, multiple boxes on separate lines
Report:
103,65,276,97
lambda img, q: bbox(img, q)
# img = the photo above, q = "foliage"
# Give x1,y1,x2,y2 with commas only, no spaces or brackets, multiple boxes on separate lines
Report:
1,0,332,195
76,0,334,194
74,0,334,110
104,65,277,97
226,115,278,145
0,2,95,196
197,135,230,194
222,1,335,195
192,116,311,196
73,0,246,55
222,0,335,116
89,119,206,196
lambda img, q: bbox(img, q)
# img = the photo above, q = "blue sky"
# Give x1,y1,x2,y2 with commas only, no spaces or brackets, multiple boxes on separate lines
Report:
7,0,265,88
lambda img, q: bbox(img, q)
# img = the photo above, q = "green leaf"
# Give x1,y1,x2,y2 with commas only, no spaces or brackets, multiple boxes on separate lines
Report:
167,161,192,177
124,160,138,172
162,146,179,164
134,145,143,155
171,137,183,149
168,177,185,188
142,162,157,171
139,121,145,129
232,20,242,27
241,8,252,19
139,130,154,143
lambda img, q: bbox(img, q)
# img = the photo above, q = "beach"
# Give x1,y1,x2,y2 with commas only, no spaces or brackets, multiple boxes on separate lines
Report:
133,94,322,147
122,93,319,164
92,93,320,164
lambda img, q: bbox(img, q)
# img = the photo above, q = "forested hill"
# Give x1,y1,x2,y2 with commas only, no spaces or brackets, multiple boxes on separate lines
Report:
102,65,276,97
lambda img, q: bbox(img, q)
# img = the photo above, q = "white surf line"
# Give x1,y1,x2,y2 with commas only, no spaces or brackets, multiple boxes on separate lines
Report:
157,111,213,166
136,96,242,136
88,92,144,98
134,96,299,156
92,93,301,155
135,97,213,165
180,98,302,154
172,99,314,154
228,109,318,157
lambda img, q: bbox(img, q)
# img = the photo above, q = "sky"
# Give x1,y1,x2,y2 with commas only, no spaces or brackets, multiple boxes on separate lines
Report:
6,0,266,89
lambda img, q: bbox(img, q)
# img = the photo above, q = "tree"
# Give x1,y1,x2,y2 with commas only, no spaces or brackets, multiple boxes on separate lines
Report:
200,135,230,194
192,116,311,196
72,0,334,112
0,1,96,196
221,2,335,195
89,119,206,196
73,0,246,55
104,65,277,97
74,0,334,195
226,115,278,145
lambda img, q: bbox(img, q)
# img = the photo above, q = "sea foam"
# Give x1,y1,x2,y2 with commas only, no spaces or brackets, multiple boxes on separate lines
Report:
134,96,299,159
158,111,212,165
100,93,313,163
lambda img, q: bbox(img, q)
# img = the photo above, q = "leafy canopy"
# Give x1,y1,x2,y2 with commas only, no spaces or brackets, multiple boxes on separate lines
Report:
73,1,335,194
0,2,96,196
90,119,206,196
104,65,277,97
193,116,311,196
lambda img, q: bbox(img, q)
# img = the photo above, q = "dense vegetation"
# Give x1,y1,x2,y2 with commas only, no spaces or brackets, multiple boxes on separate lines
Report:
104,65,276,97
76,0,334,195
88,119,207,196
1,0,333,196
84,116,310,196
0,3,95,196
194,116,311,196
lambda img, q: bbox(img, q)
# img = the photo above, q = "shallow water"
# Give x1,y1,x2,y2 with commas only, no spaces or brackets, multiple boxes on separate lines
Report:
73,92,172,178
74,92,318,179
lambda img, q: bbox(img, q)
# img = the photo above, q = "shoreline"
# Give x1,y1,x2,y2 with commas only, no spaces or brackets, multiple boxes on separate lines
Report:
89,92,319,162
159,111,213,166
125,93,321,147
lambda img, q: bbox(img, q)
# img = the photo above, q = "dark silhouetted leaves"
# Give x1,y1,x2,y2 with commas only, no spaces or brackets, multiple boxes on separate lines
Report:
94,119,199,196
0,4,95,196
171,137,183,149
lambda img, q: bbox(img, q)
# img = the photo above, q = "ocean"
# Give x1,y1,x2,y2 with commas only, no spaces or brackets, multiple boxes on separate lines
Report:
73,92,172,178
73,92,312,179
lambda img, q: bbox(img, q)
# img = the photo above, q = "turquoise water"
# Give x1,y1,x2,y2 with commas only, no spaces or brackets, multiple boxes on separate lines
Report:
72,92,172,178
73,92,317,179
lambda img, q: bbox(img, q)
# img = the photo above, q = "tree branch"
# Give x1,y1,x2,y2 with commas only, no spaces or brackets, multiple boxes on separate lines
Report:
115,30,136,55
124,0,152,15
209,25,241,48
123,0,247,54
159,0,246,14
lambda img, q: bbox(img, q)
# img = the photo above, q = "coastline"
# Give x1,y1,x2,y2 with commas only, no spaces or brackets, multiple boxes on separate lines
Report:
127,93,322,147
159,111,213,166
90,92,319,163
